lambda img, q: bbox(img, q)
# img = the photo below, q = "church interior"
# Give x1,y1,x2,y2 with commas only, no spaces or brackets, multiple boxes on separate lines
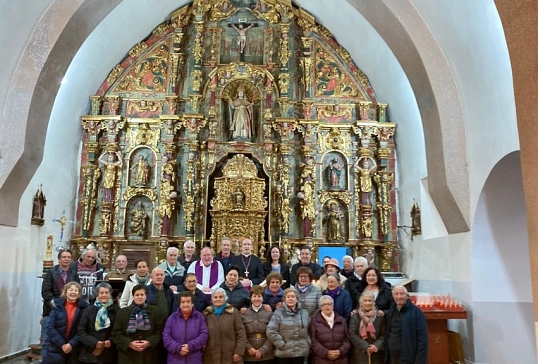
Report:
1,0,537,363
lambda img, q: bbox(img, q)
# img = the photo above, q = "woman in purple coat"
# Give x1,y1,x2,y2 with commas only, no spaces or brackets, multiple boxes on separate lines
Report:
163,291,209,364
309,295,351,364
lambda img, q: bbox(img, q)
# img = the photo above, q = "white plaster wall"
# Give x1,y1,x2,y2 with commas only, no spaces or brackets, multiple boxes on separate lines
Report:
470,152,534,363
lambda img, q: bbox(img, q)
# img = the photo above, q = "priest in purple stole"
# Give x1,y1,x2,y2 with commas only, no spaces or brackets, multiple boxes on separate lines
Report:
187,247,225,303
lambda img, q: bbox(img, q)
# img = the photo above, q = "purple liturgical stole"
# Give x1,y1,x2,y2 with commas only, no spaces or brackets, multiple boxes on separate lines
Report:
195,260,219,288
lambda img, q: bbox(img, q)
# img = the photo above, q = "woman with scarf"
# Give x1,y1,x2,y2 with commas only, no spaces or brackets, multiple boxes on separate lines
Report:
266,287,311,364
221,265,251,310
241,285,274,363
203,287,247,364
112,284,165,364
43,282,88,364
119,259,151,308
322,272,353,321
295,266,321,317
78,282,119,364
262,246,290,289
309,295,351,364
263,271,284,311
349,292,385,364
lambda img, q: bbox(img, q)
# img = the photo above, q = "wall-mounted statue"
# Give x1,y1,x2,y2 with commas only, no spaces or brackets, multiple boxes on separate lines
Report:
354,156,377,205
131,154,152,186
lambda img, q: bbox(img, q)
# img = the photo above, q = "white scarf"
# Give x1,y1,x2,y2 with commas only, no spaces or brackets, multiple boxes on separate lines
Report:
321,311,335,329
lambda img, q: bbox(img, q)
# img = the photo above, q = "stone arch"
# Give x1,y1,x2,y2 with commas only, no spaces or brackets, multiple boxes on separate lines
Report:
346,0,469,234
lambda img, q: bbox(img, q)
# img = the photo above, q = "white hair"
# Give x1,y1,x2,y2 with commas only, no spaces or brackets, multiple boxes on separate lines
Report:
211,287,228,301
319,294,334,306
354,256,368,265
183,240,195,247
167,247,179,255
342,255,353,263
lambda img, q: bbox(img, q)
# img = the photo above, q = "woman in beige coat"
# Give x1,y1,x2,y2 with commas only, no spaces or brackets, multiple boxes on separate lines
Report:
203,287,247,364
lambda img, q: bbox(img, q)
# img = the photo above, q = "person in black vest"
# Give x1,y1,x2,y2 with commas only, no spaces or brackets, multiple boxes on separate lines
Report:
230,238,265,288
290,246,322,286
215,236,235,272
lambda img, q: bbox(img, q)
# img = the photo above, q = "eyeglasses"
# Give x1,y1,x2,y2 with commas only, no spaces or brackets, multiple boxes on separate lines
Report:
320,303,333,307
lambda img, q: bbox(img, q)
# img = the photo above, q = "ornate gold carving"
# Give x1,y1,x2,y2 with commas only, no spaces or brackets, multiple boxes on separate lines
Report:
316,104,353,121
129,42,148,58
279,73,290,95
279,28,291,66
81,164,101,231
123,187,158,202
191,70,203,92
273,118,297,138
297,120,319,139
106,96,121,115
300,57,313,92
85,142,100,155
380,243,396,272
165,95,178,115
253,0,280,23
335,46,352,65
190,94,203,113
90,96,102,115
183,114,207,134
377,148,391,160
317,127,352,156
107,64,124,85
159,116,182,136
125,123,161,152
152,21,171,36
362,216,373,238
193,24,204,64
374,170,393,235
318,190,352,206
81,117,103,137
210,154,267,251
209,0,235,21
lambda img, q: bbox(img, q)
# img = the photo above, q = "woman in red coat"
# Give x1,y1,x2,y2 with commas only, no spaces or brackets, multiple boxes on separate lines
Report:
309,295,351,364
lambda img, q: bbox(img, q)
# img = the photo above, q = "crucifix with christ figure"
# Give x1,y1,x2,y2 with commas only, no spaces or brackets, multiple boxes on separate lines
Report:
229,21,257,60
53,209,75,250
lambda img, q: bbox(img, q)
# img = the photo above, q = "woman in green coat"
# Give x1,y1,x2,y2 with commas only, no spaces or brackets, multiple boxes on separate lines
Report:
112,284,165,364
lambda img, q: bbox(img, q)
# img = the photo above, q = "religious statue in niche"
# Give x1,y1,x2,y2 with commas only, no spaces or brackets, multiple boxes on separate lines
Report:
354,156,377,205
232,187,245,209
130,154,153,186
325,200,345,243
31,184,47,226
129,201,149,238
98,151,122,202
227,85,253,141
324,155,345,190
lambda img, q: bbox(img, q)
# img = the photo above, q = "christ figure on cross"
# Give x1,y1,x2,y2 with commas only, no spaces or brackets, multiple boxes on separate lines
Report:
231,23,254,53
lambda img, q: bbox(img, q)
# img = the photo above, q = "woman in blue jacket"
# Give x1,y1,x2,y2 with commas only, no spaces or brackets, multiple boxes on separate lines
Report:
43,281,88,364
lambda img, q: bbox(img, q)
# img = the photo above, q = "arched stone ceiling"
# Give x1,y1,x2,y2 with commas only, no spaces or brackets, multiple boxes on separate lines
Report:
0,0,469,234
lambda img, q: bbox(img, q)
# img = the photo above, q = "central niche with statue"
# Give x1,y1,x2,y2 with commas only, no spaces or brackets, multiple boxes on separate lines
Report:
71,0,399,272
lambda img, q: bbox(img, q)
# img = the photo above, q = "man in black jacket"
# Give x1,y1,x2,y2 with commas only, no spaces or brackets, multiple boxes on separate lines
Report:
41,249,74,361
177,273,209,312
215,236,235,271
290,246,322,286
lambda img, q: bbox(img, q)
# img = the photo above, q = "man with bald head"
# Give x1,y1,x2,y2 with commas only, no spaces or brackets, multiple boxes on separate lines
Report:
178,239,199,270
146,267,176,317
386,285,428,364
187,247,224,300
230,238,265,288
105,255,131,281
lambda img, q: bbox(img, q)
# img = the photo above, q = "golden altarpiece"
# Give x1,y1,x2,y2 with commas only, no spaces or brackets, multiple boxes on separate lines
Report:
72,0,399,272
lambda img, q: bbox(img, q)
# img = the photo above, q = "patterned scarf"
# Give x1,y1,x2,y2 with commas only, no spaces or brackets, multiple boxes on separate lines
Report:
358,307,378,339
296,284,310,294
94,299,113,331
134,273,150,285
127,304,151,334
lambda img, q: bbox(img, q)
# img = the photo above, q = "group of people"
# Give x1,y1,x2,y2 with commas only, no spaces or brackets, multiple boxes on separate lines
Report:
40,238,428,364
